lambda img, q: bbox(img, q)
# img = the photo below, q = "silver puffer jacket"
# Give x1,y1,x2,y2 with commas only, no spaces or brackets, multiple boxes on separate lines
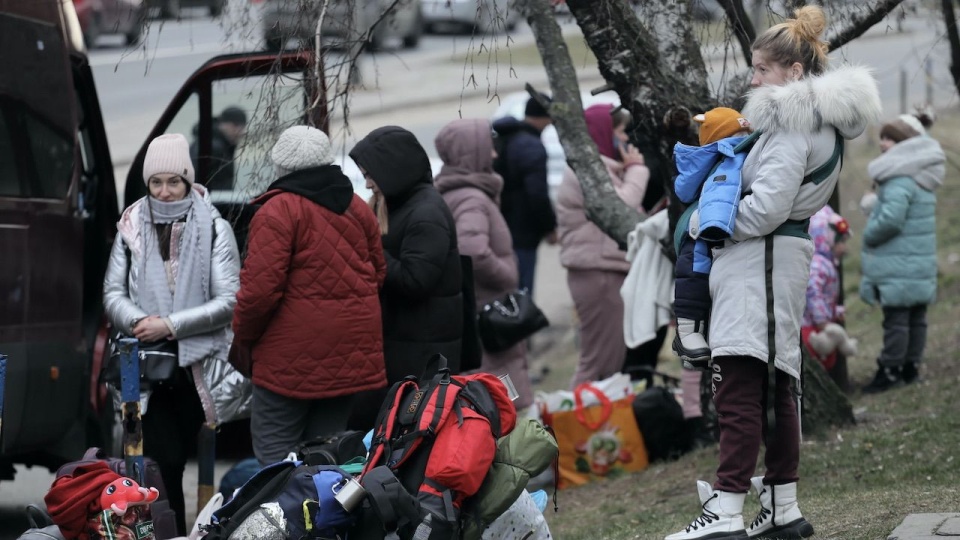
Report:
103,190,251,424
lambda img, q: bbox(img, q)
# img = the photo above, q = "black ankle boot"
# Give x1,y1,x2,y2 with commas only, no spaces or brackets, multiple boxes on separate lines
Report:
863,364,903,394
901,362,919,384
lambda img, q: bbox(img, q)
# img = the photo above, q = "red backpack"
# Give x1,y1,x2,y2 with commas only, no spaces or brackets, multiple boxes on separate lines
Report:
353,355,517,540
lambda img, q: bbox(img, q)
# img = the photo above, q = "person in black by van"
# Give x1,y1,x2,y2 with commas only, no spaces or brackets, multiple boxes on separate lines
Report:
190,106,247,190
347,126,464,429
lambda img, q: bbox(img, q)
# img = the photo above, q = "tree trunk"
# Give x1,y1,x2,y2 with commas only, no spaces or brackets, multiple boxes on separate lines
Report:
524,0,642,249
941,0,960,97
801,352,856,436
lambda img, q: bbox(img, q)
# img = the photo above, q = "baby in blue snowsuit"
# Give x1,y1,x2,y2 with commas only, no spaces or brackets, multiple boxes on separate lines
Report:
672,108,753,369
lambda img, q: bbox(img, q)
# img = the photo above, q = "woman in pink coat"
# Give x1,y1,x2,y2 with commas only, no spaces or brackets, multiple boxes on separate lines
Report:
557,103,650,389
435,118,534,410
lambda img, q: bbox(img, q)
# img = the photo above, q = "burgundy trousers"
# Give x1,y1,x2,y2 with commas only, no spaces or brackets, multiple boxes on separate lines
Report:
712,356,800,493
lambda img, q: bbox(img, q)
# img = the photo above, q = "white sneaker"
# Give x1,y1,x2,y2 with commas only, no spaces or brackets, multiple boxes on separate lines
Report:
665,481,748,540
746,477,814,539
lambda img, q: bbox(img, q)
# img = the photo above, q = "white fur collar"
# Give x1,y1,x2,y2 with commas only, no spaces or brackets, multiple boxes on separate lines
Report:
742,65,882,139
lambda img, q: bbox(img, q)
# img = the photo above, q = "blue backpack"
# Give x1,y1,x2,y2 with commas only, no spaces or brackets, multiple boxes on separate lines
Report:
202,461,355,539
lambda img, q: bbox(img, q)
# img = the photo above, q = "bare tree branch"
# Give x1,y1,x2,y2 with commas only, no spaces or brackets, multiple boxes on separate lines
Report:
717,0,757,65
827,0,907,51
941,0,960,97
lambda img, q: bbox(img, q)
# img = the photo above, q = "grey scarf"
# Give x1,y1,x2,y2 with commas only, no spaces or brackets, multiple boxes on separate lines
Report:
137,188,215,367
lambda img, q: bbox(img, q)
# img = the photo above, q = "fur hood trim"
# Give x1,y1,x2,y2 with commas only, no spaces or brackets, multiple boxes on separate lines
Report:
742,65,881,139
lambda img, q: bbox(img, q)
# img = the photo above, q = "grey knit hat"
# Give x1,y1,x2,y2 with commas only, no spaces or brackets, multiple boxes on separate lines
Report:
271,125,334,177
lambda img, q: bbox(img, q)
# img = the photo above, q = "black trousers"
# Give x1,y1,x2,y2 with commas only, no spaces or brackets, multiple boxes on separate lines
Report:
622,325,669,384
674,236,713,321
142,367,205,536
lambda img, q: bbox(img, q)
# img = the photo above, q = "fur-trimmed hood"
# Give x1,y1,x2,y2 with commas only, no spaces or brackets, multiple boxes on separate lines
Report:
742,65,882,139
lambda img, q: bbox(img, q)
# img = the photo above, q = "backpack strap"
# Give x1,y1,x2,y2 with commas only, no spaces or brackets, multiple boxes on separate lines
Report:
364,380,418,475
801,129,844,186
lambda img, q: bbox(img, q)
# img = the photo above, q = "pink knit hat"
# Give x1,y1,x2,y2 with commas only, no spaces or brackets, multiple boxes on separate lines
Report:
143,133,195,185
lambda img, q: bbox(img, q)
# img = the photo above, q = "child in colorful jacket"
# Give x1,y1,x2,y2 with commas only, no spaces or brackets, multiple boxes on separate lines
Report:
671,108,753,368
801,205,857,370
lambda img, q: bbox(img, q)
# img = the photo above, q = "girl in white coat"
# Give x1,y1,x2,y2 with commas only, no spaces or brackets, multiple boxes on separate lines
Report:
665,6,881,540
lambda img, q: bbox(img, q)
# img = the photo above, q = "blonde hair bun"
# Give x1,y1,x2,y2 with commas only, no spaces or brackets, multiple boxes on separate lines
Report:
792,6,827,41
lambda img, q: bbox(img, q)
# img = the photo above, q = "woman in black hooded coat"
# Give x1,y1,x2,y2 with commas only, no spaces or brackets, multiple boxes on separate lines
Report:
349,126,463,389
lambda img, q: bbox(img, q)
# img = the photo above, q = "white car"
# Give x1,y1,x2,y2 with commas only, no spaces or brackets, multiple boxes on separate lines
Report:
491,90,621,200
421,0,520,34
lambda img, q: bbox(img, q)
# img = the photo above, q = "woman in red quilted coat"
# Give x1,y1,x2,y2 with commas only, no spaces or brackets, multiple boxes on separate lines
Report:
434,118,534,410
232,126,387,466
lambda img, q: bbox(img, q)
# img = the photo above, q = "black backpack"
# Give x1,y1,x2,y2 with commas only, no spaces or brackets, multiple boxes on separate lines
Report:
296,430,368,467
631,373,690,463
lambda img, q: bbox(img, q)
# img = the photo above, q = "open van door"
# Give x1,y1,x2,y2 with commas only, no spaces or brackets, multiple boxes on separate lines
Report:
123,51,328,253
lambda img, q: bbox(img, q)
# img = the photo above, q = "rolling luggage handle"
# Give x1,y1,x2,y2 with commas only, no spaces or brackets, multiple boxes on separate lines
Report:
118,338,145,485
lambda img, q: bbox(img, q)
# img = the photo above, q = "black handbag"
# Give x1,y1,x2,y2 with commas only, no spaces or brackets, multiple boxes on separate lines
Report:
101,334,178,388
477,289,549,353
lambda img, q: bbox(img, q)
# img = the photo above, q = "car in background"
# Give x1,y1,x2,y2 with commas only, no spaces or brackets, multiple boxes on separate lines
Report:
491,90,621,201
261,0,423,52
421,0,519,34
73,0,145,47
146,0,226,19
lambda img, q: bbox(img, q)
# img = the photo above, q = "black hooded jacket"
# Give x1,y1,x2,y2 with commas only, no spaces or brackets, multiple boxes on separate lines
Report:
349,126,463,380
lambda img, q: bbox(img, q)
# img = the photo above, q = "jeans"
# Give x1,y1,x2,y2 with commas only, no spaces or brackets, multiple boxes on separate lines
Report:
515,247,538,294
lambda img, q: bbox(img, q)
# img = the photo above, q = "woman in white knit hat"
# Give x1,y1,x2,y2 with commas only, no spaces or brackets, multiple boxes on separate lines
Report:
102,133,245,535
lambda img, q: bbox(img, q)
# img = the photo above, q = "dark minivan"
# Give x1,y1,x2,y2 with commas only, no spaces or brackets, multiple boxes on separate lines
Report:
0,0,326,480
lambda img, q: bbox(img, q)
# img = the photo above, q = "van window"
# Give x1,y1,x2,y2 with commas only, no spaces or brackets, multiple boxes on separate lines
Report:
0,107,21,196
0,104,72,199
205,73,306,204
25,111,73,199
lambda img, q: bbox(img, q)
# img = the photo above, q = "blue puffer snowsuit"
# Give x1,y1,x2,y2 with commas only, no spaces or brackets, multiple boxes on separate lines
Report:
859,135,944,307
673,135,750,273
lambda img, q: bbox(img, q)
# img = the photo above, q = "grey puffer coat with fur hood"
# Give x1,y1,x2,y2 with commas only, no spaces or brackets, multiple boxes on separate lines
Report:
707,66,881,379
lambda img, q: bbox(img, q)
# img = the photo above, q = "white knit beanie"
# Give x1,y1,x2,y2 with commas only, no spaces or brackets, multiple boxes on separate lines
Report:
271,125,334,177
897,114,926,137
142,133,195,185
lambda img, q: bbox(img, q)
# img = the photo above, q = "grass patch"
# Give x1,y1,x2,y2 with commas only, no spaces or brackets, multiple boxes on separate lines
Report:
540,110,960,539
